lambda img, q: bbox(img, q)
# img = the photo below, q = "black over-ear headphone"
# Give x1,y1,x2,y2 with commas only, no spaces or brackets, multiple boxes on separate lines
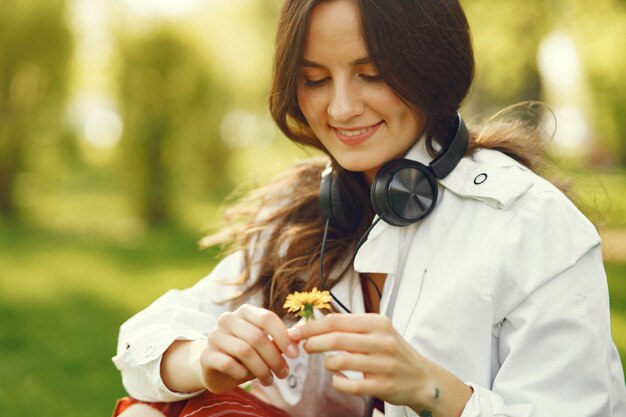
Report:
320,112,469,231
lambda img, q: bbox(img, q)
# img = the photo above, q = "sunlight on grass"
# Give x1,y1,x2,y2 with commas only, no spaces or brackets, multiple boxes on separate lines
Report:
0,227,217,312
1,160,625,417
612,313,626,360
0,225,221,417
607,262,626,361
1,247,210,310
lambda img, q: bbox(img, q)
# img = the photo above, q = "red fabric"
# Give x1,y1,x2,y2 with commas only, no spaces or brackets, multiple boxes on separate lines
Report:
112,396,186,417
112,388,292,417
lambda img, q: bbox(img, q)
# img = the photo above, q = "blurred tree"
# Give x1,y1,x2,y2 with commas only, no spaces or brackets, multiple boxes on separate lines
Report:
464,0,626,167
570,0,626,166
461,0,552,114
0,0,72,221
116,25,230,227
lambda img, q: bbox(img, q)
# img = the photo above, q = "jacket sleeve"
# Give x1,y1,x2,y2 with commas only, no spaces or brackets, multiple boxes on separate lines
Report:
460,190,626,417
111,251,262,402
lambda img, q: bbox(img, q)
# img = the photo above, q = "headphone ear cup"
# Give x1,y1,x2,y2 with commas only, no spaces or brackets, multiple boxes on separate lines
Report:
320,168,361,231
371,159,438,226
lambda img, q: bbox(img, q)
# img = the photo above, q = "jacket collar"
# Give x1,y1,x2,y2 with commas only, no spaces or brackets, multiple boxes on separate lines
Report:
353,137,533,275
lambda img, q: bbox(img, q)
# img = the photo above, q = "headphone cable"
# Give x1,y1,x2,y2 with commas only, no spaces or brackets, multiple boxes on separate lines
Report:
320,217,383,313
352,217,383,300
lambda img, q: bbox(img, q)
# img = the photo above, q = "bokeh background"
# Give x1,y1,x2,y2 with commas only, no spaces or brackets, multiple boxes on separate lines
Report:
0,0,625,415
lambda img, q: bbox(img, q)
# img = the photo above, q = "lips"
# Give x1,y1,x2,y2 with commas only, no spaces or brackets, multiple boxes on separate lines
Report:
333,121,383,145
337,126,370,137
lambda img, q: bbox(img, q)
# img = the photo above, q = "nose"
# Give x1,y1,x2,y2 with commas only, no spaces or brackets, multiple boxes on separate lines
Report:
328,80,363,122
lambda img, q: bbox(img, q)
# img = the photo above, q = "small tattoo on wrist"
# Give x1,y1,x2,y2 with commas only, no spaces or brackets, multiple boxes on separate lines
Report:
416,388,438,416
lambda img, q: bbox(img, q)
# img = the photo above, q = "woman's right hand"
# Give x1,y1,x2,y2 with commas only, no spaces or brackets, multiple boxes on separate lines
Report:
200,304,300,394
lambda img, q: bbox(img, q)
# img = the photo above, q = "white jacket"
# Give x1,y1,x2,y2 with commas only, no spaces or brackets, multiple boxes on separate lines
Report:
113,142,626,417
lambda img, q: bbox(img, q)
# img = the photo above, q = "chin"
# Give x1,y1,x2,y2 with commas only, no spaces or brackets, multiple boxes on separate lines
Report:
335,159,376,174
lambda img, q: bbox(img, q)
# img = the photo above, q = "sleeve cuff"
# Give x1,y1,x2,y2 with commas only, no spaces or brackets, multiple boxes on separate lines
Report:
149,355,205,402
458,382,505,417
114,331,206,402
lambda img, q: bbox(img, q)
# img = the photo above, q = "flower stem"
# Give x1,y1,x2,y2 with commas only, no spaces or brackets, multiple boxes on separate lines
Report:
302,304,314,320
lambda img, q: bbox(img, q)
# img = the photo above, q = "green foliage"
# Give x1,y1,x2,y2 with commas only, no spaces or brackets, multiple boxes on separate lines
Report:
570,0,626,164
567,167,626,229
0,0,71,92
462,0,626,166
116,25,230,226
461,0,552,109
0,0,72,219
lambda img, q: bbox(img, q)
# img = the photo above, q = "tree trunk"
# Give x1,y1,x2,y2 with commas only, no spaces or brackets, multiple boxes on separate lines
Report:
0,116,23,221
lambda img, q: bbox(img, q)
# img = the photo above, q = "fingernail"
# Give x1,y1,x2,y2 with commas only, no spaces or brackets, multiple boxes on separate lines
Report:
287,343,299,358
261,375,274,386
288,327,301,340
278,366,290,379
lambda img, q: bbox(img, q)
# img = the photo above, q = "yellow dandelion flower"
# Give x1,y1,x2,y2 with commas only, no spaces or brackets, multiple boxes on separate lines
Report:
283,287,332,319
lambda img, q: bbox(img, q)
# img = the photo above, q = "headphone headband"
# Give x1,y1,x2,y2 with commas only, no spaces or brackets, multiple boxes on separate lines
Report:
430,113,469,179
320,112,469,230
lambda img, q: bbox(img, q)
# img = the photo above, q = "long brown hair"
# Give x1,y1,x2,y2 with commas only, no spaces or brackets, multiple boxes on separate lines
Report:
208,0,546,316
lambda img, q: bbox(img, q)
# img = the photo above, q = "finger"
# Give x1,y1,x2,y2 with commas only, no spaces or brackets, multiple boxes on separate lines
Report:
331,372,390,397
237,305,299,358
200,349,252,382
200,349,255,394
288,313,389,341
323,352,389,374
228,318,291,379
303,332,391,355
214,334,275,386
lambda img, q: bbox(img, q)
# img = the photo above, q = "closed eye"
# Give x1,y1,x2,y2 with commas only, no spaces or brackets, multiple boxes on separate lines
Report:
359,73,382,82
304,77,329,87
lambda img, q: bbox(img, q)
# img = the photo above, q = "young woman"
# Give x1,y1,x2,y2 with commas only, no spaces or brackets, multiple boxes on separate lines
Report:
112,1,626,416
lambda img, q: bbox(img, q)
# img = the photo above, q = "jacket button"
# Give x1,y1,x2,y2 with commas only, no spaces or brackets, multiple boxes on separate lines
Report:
287,374,297,388
474,173,488,185
144,346,155,357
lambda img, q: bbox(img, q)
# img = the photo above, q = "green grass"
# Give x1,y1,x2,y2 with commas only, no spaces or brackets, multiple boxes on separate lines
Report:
0,159,624,416
0,223,220,417
0,222,624,417
607,262,626,360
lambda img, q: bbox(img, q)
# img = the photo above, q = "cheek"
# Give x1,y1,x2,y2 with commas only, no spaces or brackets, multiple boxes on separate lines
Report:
297,90,325,125
368,89,406,119
384,97,423,133
387,97,412,118
296,88,311,117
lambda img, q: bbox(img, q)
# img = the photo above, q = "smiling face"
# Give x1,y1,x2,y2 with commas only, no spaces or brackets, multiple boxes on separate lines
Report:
296,0,425,183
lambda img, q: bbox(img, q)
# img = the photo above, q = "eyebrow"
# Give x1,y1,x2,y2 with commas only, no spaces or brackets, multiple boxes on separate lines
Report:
301,57,372,68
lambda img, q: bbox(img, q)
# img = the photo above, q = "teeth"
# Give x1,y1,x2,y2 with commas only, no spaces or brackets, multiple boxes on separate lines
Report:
338,127,369,137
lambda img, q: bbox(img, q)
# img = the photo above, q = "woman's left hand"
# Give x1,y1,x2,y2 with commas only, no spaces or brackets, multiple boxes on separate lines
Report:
287,313,472,415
